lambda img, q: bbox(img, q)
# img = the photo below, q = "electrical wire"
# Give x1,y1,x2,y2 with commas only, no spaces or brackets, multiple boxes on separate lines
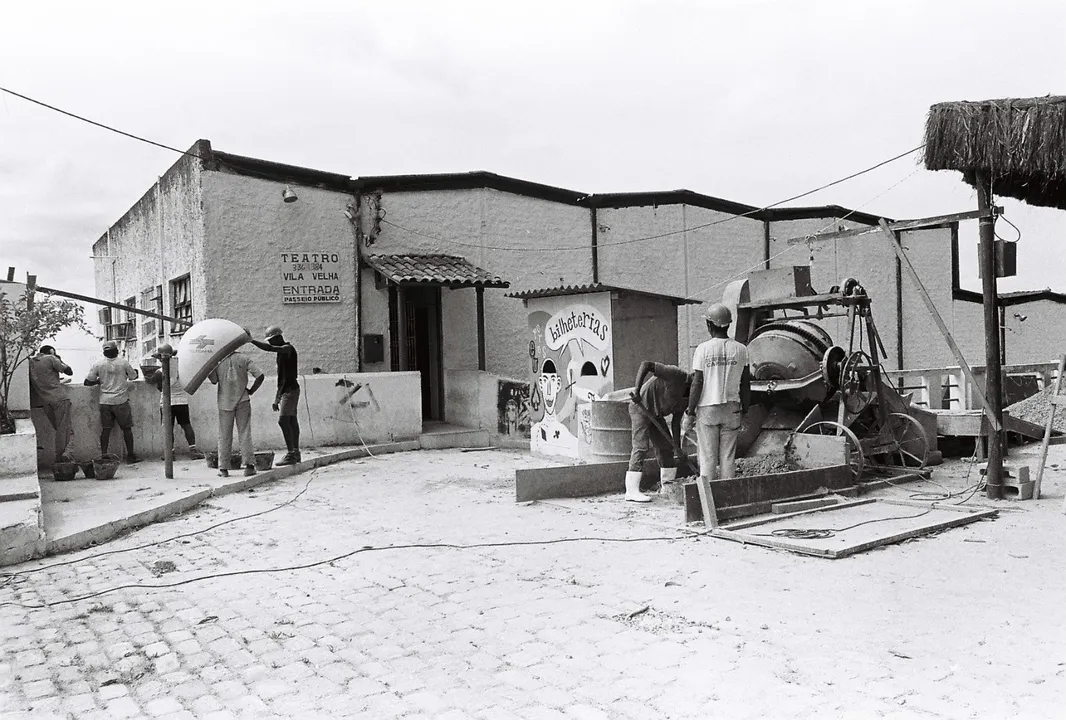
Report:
0,470,321,588
0,86,197,157
2,84,925,263
379,147,924,254
758,506,934,540
681,167,922,302
0,532,700,610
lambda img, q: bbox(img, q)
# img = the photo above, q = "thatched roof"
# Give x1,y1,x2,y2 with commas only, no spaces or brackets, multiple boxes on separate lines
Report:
923,96,1066,210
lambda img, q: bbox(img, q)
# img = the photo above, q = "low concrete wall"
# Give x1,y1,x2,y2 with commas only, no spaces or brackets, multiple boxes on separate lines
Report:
34,371,422,465
444,370,530,448
0,419,37,478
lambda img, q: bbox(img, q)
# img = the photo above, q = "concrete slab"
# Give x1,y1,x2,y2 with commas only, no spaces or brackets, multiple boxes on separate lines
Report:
0,472,40,502
419,422,492,450
38,440,419,558
0,497,44,566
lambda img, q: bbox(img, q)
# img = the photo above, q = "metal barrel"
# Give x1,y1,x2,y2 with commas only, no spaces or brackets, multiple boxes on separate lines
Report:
588,399,632,463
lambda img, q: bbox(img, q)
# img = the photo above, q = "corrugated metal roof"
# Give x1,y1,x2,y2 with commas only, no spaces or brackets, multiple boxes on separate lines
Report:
506,283,700,305
364,254,509,288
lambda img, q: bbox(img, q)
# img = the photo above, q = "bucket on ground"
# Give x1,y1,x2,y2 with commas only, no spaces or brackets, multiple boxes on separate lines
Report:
52,460,78,482
78,461,95,479
254,451,275,471
93,454,121,481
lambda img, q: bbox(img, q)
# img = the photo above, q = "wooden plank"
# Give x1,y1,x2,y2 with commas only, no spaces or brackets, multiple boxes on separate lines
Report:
714,501,998,559
772,497,841,514
711,529,836,558
1035,354,1066,500
879,220,1000,432
694,475,718,528
783,209,995,245
719,498,875,530
826,508,997,558
515,461,630,502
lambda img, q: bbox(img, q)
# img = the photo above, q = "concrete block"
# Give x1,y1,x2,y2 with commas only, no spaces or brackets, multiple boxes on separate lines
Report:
0,498,45,566
1001,480,1034,501
0,425,37,478
771,497,839,514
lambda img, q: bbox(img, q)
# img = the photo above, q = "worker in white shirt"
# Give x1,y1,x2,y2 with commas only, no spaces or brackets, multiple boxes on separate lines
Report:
682,303,750,484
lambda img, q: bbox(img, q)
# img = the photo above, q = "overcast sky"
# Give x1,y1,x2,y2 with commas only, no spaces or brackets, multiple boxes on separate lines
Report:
2,0,1064,371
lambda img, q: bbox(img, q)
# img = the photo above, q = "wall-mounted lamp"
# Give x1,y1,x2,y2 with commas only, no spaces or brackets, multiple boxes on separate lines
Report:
282,185,299,203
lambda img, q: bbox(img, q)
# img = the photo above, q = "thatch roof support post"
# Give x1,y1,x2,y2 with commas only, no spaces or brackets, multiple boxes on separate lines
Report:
976,173,1005,498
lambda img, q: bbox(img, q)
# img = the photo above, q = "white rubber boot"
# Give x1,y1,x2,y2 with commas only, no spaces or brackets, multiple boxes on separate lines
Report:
659,466,678,494
625,470,652,503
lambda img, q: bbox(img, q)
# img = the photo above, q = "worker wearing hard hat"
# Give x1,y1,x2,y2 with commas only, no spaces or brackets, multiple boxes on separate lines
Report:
248,326,302,466
682,303,750,485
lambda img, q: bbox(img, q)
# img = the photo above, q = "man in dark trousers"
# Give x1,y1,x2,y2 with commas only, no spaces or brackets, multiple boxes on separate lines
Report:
84,340,140,463
624,361,691,503
29,345,74,461
249,326,302,465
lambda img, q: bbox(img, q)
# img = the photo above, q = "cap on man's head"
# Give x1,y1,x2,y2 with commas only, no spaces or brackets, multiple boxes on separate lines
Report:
102,340,118,351
39,345,55,355
265,326,283,339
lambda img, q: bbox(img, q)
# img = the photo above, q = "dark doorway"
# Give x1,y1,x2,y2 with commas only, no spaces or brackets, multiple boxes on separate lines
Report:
402,287,444,420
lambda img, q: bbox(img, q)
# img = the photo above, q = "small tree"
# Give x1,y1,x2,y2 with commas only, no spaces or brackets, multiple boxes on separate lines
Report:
0,288,93,434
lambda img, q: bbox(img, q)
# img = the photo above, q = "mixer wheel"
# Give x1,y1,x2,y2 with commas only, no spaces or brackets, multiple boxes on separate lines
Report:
804,421,865,482
888,412,930,469
840,350,874,415
821,346,847,393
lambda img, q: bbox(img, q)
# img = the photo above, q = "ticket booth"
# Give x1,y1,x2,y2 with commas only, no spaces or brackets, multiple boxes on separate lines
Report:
508,284,698,460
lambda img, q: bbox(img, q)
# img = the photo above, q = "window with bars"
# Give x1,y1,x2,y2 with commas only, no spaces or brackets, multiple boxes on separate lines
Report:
140,285,163,355
100,301,135,341
170,275,192,334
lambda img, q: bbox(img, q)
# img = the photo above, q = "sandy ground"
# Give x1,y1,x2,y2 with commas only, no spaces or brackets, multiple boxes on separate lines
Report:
1,441,1064,719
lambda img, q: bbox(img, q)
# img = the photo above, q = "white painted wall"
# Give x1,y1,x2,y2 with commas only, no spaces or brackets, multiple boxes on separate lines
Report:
32,371,421,467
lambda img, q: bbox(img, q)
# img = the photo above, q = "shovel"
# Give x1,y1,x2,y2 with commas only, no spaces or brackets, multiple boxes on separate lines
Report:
630,397,698,477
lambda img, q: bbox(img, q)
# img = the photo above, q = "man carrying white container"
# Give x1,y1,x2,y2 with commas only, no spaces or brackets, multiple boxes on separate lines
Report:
682,303,750,495
208,350,264,478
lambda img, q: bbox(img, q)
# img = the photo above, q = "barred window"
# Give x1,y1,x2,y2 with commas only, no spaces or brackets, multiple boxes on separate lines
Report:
140,285,163,355
170,275,192,334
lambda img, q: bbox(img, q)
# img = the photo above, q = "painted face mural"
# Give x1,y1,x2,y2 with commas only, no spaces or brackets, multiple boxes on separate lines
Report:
538,360,562,417
526,294,616,459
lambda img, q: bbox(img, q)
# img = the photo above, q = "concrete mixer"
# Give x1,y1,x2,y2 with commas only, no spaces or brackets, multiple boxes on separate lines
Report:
722,267,933,481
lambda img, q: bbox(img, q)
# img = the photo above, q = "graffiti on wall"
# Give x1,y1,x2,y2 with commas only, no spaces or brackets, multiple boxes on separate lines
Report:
526,294,614,458
324,378,380,423
497,379,531,438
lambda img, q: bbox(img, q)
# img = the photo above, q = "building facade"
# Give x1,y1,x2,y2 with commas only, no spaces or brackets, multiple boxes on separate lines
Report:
92,140,1066,435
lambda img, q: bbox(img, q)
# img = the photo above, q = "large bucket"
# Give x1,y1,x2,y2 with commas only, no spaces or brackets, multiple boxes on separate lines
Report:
589,399,632,464
92,454,121,481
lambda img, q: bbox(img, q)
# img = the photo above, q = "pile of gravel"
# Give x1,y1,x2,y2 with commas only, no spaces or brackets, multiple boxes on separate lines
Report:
734,455,799,477
1006,387,1066,434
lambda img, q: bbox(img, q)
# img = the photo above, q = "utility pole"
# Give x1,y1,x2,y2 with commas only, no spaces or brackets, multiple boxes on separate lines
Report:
976,172,1004,498
155,343,175,480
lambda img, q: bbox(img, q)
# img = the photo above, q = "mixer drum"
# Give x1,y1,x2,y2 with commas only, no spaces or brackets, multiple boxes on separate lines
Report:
747,320,833,381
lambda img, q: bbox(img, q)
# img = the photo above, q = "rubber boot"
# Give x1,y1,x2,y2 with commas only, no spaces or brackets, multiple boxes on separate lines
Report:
625,470,651,503
659,466,678,495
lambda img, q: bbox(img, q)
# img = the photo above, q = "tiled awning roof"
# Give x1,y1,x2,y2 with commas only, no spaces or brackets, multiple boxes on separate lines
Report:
507,283,700,305
364,254,509,289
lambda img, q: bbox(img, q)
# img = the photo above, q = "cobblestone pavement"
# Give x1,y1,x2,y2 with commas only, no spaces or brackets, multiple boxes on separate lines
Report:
2,449,1064,719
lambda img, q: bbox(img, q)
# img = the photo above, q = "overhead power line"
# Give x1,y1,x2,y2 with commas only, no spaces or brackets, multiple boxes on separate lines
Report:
1,84,924,253
0,85,197,157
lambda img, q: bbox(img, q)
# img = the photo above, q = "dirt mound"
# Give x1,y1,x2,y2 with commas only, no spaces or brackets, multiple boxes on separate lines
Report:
1006,387,1066,434
734,455,799,477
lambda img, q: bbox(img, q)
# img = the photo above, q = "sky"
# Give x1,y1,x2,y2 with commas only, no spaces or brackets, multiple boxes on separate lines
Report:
2,0,1065,376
